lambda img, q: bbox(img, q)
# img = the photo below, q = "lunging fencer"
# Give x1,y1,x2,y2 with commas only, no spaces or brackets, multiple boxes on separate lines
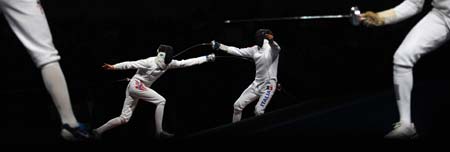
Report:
211,29,281,123
0,0,93,141
361,0,450,139
95,44,215,139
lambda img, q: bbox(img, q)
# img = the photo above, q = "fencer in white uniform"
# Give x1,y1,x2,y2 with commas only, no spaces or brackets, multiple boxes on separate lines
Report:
95,44,215,139
211,29,281,123
0,0,93,141
361,0,450,139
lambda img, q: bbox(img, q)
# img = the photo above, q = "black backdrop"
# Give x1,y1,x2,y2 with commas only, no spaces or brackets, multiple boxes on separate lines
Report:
1,0,449,143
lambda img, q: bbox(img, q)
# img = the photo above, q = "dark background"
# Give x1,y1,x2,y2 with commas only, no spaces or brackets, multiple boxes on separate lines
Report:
1,0,449,144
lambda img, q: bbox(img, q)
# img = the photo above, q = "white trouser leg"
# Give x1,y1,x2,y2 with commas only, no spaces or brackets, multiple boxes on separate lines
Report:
154,102,165,134
95,117,124,135
393,65,413,125
95,84,137,134
1,0,60,68
254,79,277,116
392,9,450,125
130,79,167,134
233,84,259,123
41,62,78,127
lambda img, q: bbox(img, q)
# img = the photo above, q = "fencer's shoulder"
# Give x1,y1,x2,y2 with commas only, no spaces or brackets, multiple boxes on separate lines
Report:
250,45,259,49
142,57,156,65
147,56,156,61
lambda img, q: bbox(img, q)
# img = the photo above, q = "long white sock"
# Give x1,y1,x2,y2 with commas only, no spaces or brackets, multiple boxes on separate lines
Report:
41,62,78,127
95,117,124,135
393,65,413,125
155,102,165,134
232,110,242,123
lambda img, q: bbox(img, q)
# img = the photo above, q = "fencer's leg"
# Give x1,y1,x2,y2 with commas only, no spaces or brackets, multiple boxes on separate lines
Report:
2,0,74,124
42,62,98,141
233,86,259,123
137,86,172,138
393,65,413,125
94,117,126,135
95,89,138,136
2,0,61,68
232,109,242,123
254,80,277,116
155,101,166,134
0,0,94,140
42,62,94,140
386,9,449,139
41,62,78,127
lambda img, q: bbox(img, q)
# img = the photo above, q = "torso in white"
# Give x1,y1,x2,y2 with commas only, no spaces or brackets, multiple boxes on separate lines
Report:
113,56,208,87
220,39,281,84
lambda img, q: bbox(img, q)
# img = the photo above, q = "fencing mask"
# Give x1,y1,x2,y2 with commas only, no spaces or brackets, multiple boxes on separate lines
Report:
156,44,174,64
255,29,273,48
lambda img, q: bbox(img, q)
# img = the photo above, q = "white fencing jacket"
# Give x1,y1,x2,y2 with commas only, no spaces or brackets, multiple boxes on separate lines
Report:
114,56,209,87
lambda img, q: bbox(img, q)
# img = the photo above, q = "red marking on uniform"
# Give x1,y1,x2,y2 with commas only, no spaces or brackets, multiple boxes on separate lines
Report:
134,80,147,91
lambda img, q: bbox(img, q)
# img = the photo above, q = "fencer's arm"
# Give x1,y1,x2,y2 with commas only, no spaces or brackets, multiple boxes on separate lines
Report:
169,55,211,69
269,40,281,53
102,63,115,70
113,58,149,70
378,0,425,25
269,40,281,59
218,44,254,58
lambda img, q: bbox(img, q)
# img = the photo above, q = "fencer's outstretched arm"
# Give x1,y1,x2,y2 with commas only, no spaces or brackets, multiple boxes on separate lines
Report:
169,54,215,69
266,34,281,59
362,0,425,26
211,40,254,58
111,58,150,70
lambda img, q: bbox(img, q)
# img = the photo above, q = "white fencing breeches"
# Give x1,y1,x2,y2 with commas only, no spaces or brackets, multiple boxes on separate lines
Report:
393,8,450,124
233,79,277,123
0,0,60,68
96,79,167,135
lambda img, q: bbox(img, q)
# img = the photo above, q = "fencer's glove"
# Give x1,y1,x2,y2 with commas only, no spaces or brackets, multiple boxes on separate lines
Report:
206,53,216,62
102,63,115,70
265,34,274,44
361,11,384,26
211,40,221,50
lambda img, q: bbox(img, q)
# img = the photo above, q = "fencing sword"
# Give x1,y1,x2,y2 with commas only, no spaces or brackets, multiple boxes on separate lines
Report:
224,6,362,26
173,43,211,58
173,43,253,62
